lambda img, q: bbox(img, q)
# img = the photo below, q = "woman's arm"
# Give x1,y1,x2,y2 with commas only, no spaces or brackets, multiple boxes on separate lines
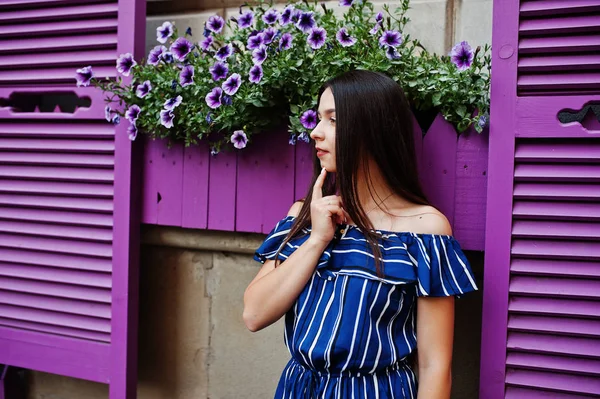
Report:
416,295,455,399
243,168,345,332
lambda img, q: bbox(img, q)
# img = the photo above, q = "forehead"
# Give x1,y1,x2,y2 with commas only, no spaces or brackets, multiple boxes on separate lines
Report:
318,88,335,112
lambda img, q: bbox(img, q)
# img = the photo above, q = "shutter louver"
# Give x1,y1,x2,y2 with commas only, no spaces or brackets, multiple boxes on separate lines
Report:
505,138,600,397
0,0,118,86
518,0,600,95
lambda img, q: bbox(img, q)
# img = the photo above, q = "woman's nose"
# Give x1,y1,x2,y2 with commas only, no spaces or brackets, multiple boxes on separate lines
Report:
310,123,323,140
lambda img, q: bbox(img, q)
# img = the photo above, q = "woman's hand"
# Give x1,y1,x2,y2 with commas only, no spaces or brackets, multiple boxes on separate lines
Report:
309,168,347,245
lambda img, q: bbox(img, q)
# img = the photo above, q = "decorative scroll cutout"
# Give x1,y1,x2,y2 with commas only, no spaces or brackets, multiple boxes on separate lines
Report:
558,102,600,132
0,92,91,113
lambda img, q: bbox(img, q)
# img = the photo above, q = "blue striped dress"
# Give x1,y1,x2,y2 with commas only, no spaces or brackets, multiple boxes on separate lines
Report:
254,216,478,399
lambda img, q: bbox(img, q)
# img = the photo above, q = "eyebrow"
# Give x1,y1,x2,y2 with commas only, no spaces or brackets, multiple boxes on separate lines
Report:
317,108,336,116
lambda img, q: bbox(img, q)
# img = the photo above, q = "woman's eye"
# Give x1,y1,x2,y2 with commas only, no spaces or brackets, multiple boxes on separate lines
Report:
329,118,336,125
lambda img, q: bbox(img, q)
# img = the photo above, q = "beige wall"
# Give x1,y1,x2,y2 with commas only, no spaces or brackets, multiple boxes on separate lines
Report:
27,226,484,399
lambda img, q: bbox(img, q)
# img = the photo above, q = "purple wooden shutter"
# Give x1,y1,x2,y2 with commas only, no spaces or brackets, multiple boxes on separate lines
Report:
0,1,145,397
481,1,600,398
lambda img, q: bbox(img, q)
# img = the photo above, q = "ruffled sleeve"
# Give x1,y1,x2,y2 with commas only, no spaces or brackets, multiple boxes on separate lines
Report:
407,234,478,297
254,216,298,264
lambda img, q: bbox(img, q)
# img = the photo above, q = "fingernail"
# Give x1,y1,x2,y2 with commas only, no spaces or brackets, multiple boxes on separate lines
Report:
321,167,326,174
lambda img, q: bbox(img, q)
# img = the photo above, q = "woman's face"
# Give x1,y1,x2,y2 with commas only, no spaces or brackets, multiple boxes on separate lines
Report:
311,88,337,172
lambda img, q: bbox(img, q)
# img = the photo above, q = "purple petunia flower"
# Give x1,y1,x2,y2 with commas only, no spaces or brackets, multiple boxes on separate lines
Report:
307,27,327,50
252,45,267,65
249,64,263,83
147,45,166,65
161,52,173,63
385,45,400,60
451,41,475,71
180,65,195,87
262,27,277,44
199,36,213,51
478,114,488,128
279,33,293,50
336,28,356,47
215,43,233,61
170,37,193,61
209,61,229,81
300,110,318,129
112,114,120,125
296,12,316,33
222,73,242,95
280,6,294,26
206,112,213,123
157,21,174,44
127,123,138,141
247,32,264,50
339,0,353,6
125,104,141,122
207,15,225,34
375,12,383,23
298,131,310,143
205,87,223,109
185,27,193,36
116,53,137,76
288,134,297,146
369,24,380,35
160,109,174,128
262,9,279,25
210,147,219,156
379,30,403,48
136,80,152,98
231,130,248,149
164,95,183,111
75,66,93,87
238,11,254,29
222,95,232,106
105,105,112,122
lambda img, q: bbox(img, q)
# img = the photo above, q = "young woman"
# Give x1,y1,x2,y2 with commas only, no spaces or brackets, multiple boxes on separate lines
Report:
243,70,478,398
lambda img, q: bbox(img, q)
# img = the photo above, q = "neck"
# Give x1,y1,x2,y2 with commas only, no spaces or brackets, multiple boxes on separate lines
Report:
355,158,395,212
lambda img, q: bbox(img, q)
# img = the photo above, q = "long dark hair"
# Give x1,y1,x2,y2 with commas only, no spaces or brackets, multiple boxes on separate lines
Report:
277,70,430,275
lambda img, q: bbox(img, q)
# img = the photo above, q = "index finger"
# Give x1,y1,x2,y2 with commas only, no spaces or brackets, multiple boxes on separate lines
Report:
312,168,327,200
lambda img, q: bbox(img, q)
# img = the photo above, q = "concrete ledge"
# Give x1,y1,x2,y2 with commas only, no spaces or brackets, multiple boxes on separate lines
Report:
141,224,266,254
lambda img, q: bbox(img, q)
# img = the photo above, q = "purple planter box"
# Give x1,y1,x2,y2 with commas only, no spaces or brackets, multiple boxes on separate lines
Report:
140,114,489,251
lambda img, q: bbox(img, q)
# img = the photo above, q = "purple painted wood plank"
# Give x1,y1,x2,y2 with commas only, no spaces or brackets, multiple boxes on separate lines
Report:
507,332,600,358
0,3,118,22
506,352,600,376
508,314,600,337
518,54,600,72
294,142,313,202
412,114,424,180
0,327,110,383
515,140,600,161
236,129,295,233
0,233,112,257
509,297,600,318
519,34,600,54
511,239,600,259
0,207,113,227
0,49,116,68
0,248,112,272
0,122,114,137
0,153,115,167
520,0,600,15
0,18,118,37
0,220,112,242
0,194,112,212
0,276,111,302
479,0,519,395
453,127,488,251
510,258,600,278
153,140,183,227
0,138,114,152
505,369,600,396
0,262,111,287
141,136,158,224
0,179,114,198
513,183,600,200
181,142,209,229
506,386,594,399
520,15,600,34
207,149,237,231
509,275,600,299
515,96,600,138
514,163,600,181
0,318,110,343
512,220,600,239
111,0,145,397
513,201,600,220
518,72,600,92
0,67,117,85
0,305,110,333
420,114,457,227
0,290,111,318
0,33,117,52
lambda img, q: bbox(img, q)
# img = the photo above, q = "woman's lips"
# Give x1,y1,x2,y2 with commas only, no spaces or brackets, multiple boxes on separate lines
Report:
316,148,328,157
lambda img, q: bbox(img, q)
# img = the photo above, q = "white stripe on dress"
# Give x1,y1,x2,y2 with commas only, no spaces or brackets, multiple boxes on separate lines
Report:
454,249,478,289
369,286,396,374
441,238,463,294
432,236,450,296
341,279,369,372
359,282,383,369
325,275,349,369
307,282,337,369
297,281,328,368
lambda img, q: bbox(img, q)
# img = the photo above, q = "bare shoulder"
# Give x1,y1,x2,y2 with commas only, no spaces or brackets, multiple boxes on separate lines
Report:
405,205,452,236
287,200,305,217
